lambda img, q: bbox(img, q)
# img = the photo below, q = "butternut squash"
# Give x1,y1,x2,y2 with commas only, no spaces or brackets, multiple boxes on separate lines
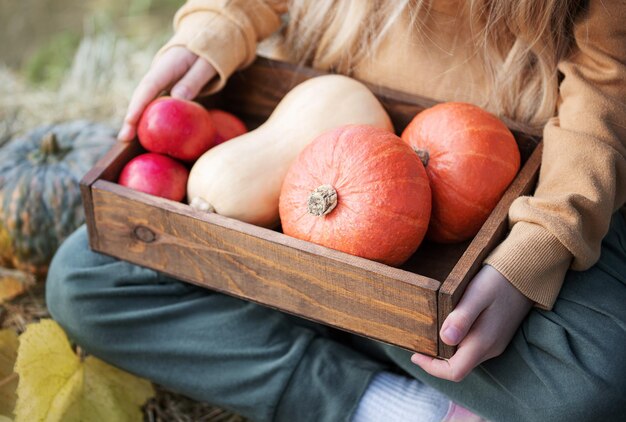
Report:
187,75,393,227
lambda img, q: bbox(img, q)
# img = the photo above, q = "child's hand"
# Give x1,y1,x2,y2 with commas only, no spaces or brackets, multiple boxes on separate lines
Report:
118,46,217,141
410,265,533,382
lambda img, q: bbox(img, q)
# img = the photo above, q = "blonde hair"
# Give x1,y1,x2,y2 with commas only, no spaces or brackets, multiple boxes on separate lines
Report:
281,0,585,128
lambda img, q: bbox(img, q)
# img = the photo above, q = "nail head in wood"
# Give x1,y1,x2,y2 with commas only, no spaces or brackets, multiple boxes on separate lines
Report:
133,226,156,243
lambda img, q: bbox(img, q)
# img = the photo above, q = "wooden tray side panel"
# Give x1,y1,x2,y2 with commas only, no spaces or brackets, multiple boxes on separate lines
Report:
213,58,543,142
214,59,322,121
437,143,543,358
80,141,145,251
90,182,440,355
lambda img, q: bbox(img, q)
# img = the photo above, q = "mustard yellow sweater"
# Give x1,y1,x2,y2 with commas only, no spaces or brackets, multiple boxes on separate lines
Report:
160,0,626,309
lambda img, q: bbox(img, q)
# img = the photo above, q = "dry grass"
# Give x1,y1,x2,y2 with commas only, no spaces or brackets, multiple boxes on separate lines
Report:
0,281,49,335
144,386,247,422
0,28,156,138
0,26,248,421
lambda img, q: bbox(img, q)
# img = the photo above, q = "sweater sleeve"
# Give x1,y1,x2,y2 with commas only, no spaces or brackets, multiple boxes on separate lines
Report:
157,0,287,93
484,0,626,309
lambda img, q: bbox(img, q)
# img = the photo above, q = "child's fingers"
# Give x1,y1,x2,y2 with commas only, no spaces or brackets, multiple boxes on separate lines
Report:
439,268,494,346
171,58,217,100
118,74,161,141
440,308,483,347
410,345,479,383
118,47,198,141
117,123,135,142
118,70,168,141
411,320,492,382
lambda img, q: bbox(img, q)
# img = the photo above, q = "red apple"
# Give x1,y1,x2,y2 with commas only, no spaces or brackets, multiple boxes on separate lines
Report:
118,153,189,201
138,96,217,161
208,109,248,145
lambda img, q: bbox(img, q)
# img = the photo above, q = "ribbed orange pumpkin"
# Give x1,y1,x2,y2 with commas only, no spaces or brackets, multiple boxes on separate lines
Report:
401,102,520,243
279,125,431,266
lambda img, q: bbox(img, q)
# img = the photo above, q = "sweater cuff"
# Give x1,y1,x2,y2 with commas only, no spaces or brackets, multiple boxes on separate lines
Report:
483,222,573,310
156,11,249,94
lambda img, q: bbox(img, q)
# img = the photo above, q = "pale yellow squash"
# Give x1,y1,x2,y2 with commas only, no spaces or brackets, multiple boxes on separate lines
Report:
187,74,393,227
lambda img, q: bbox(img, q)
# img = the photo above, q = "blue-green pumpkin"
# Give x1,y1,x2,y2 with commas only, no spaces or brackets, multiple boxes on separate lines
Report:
0,120,116,275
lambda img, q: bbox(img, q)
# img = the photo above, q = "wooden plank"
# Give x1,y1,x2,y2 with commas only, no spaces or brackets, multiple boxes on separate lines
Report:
80,141,144,250
80,141,144,185
437,142,543,358
216,58,323,119
213,57,543,139
90,180,441,355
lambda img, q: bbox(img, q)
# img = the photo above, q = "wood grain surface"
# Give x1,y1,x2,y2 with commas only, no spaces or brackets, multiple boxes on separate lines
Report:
80,140,144,250
209,58,543,143
90,180,440,355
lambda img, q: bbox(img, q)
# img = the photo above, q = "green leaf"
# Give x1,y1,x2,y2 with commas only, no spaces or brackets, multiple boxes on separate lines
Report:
0,329,19,418
14,319,154,422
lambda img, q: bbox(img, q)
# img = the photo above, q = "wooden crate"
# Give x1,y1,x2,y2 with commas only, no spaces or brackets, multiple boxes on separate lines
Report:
80,57,542,359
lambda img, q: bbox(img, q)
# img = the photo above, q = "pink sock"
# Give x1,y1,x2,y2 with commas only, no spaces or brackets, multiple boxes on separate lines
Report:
442,401,489,422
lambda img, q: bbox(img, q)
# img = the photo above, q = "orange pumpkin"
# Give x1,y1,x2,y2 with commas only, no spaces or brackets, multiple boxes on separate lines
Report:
279,125,431,266
401,102,520,243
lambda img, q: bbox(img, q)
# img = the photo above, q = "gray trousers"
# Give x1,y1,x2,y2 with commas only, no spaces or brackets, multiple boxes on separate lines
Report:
46,214,626,422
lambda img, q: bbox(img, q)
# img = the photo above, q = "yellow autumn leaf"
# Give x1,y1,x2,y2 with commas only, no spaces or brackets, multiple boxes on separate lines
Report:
0,329,19,418
14,319,154,422
0,416,13,422
0,268,35,304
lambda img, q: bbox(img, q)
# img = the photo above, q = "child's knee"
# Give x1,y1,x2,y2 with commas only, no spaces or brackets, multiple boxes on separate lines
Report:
48,225,115,276
45,225,109,335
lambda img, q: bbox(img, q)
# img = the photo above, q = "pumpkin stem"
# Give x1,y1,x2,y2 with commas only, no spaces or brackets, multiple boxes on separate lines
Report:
412,146,429,167
307,185,338,217
41,132,60,156
190,197,216,213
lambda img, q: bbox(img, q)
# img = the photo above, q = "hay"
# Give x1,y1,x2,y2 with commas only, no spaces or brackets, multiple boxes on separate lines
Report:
0,25,158,138
144,386,247,422
0,280,48,334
